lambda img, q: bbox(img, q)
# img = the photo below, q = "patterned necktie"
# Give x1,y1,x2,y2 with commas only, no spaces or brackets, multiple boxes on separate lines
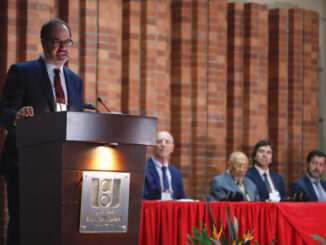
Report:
54,68,65,104
263,172,272,192
162,166,169,191
238,181,251,201
313,181,326,202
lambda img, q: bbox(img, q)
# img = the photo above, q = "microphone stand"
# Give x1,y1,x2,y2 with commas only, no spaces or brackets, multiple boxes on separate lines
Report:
96,97,111,112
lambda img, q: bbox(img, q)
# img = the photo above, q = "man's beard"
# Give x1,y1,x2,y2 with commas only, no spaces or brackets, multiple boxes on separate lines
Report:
234,177,244,184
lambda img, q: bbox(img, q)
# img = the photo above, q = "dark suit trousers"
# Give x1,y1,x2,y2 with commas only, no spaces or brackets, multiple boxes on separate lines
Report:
5,168,20,245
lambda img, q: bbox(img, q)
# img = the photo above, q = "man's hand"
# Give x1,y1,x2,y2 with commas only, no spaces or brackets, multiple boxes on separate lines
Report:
16,106,34,120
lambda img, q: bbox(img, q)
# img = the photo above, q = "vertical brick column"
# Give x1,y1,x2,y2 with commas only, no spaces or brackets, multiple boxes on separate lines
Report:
243,3,269,156
121,0,141,115
170,0,192,196
80,0,97,104
288,9,303,186
97,1,122,111
21,1,56,61
156,0,171,129
302,10,319,165
227,2,244,155
0,0,8,87
140,0,171,129
268,9,288,178
190,0,208,198
58,0,81,74
206,0,227,188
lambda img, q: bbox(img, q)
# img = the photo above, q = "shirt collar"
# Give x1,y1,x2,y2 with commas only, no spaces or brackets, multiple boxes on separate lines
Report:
254,164,269,177
306,173,320,184
226,170,243,184
152,156,169,169
41,54,64,73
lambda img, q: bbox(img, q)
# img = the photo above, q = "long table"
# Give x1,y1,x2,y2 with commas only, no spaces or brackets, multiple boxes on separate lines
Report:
139,201,326,245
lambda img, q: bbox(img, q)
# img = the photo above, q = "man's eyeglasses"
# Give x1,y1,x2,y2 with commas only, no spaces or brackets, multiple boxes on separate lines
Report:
48,39,73,48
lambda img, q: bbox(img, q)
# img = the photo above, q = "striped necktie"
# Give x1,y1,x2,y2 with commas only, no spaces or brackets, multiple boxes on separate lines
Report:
313,181,326,202
162,166,169,191
54,68,66,104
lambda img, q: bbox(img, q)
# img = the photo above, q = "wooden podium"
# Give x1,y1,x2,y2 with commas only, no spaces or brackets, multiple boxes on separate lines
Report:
16,112,157,245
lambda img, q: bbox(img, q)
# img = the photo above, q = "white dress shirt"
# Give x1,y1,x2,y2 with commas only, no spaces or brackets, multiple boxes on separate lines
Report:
42,54,68,111
152,156,172,192
306,173,326,201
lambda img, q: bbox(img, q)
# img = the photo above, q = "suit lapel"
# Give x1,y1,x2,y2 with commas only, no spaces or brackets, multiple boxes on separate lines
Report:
321,180,326,192
251,167,269,198
63,67,71,107
243,178,254,200
304,175,318,201
224,172,239,192
168,165,176,192
148,159,161,189
37,57,56,111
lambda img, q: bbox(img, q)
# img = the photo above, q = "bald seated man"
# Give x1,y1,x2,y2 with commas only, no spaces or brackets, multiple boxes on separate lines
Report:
143,131,186,200
209,151,260,201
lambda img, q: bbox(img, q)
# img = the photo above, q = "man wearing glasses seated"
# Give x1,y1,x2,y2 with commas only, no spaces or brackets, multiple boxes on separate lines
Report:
0,18,83,245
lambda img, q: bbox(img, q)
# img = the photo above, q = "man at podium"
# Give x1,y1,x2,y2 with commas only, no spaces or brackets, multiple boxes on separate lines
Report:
0,18,83,245
143,131,185,200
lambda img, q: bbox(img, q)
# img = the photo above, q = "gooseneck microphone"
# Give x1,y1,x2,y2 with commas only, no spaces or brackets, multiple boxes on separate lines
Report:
96,97,111,112
83,102,99,112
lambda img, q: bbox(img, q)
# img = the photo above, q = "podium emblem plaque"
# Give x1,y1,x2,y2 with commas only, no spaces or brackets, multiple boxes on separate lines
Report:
80,171,130,233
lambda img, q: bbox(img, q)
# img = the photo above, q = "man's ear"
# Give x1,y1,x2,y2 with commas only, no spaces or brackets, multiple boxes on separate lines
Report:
41,39,46,48
322,163,326,172
170,144,174,153
227,160,231,169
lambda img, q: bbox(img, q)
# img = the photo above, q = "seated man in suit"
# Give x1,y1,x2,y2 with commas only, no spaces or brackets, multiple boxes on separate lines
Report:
143,131,185,200
246,140,287,201
209,151,260,201
290,150,326,201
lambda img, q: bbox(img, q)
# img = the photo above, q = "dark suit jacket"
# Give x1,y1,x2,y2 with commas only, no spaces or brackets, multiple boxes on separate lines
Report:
209,171,260,201
0,57,83,175
143,158,186,200
290,175,326,201
246,166,287,201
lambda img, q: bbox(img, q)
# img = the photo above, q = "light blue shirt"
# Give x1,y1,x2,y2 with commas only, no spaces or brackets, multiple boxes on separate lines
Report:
152,156,172,192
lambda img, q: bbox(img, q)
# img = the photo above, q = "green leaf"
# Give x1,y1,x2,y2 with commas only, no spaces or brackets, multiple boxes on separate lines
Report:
187,234,199,245
225,207,237,241
204,196,216,232
254,241,260,245
219,217,228,244
311,235,326,245
233,216,238,237
202,223,210,240
270,237,277,245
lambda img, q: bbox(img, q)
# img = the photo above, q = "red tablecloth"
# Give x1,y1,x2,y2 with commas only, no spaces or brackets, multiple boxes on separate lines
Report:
139,201,326,245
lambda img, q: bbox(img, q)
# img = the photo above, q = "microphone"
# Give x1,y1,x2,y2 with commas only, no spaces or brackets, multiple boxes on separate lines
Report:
83,102,99,112
288,192,309,202
96,97,111,112
225,191,244,202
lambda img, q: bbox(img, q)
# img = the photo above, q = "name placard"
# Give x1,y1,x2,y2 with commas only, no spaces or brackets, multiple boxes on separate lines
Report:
79,171,130,233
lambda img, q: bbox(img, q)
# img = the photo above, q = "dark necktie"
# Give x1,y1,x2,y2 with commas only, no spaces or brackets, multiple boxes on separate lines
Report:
54,68,66,104
313,181,326,202
263,172,272,192
162,166,169,191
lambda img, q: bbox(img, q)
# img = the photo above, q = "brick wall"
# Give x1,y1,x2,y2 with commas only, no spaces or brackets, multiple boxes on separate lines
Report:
0,0,320,243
